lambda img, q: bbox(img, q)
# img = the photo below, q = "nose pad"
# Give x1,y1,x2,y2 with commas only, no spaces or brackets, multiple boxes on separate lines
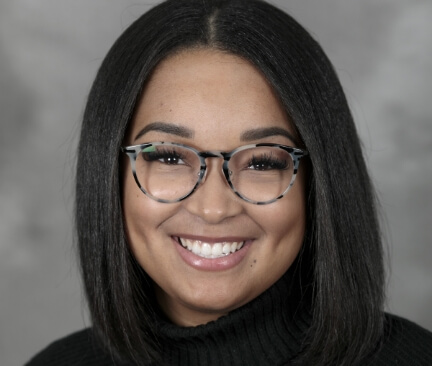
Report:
183,158,243,224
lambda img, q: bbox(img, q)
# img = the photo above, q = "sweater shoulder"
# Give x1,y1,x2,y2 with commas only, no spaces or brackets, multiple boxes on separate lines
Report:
368,313,432,365
24,328,122,366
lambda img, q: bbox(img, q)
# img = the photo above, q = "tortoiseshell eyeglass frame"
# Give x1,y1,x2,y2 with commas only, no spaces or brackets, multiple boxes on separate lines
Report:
121,142,309,205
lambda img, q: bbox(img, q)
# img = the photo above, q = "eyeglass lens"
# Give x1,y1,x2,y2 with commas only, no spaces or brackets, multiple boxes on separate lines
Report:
134,144,295,203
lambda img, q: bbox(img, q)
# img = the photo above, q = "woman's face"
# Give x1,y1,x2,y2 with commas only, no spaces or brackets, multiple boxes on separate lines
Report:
122,49,306,326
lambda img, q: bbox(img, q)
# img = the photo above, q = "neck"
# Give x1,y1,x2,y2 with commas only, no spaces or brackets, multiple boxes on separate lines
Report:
155,268,312,366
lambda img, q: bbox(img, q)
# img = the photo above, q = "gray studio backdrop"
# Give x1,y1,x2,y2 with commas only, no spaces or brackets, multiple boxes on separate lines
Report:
1,1,431,365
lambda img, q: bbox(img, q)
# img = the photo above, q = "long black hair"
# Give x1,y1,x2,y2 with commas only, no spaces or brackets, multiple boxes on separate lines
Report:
76,0,385,364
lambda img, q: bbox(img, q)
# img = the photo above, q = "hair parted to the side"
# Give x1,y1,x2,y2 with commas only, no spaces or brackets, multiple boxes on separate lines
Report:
76,0,385,365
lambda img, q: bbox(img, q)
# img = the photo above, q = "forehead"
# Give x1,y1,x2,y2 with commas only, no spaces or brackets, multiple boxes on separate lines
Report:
128,48,296,146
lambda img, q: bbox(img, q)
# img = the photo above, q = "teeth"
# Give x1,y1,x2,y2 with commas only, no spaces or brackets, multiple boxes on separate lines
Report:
222,243,231,254
212,243,222,257
179,238,245,258
192,241,200,255
201,243,212,256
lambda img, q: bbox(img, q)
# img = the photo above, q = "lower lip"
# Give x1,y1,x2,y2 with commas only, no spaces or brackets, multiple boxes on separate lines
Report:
173,237,252,271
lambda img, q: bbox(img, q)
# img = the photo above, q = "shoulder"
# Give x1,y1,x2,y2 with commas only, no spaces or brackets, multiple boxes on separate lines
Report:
25,328,126,366
367,313,432,365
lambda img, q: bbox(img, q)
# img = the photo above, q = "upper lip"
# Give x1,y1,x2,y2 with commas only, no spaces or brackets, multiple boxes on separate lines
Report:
173,234,252,243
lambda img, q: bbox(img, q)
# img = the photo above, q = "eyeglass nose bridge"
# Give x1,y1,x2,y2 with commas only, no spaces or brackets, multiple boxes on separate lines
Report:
195,150,233,187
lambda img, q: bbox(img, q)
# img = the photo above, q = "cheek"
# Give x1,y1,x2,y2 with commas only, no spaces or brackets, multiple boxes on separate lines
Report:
265,206,305,249
261,183,306,242
122,171,164,253
122,175,148,251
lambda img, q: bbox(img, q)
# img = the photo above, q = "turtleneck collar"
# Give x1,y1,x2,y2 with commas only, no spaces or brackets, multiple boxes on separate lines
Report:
155,269,312,366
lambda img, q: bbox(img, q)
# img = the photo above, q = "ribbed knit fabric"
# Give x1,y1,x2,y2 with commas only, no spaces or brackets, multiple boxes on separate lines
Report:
155,271,310,365
365,313,432,366
26,271,432,366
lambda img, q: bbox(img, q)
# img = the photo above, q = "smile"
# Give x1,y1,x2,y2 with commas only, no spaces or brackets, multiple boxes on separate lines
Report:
177,237,245,259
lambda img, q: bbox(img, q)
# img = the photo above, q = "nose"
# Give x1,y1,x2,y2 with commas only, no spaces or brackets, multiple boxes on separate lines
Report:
182,158,244,224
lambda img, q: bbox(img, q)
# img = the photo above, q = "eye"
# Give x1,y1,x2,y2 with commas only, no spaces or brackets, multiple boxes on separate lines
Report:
247,154,289,171
142,148,186,165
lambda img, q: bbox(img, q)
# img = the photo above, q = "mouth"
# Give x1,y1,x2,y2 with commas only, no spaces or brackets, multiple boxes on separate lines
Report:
176,237,245,259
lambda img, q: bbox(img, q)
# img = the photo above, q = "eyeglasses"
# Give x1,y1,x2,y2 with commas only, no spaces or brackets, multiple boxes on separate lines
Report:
121,142,308,205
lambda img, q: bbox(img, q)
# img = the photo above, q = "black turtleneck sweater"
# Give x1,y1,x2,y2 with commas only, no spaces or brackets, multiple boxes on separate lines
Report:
26,273,432,366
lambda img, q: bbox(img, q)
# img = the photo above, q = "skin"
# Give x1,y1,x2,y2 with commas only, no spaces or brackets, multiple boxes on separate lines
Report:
122,48,306,327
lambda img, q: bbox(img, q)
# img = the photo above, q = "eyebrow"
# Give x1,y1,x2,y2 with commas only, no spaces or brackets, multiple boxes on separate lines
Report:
134,122,195,141
240,127,298,145
134,122,297,145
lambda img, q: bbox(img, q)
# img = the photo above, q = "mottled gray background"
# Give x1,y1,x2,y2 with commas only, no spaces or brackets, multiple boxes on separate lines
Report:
1,1,431,365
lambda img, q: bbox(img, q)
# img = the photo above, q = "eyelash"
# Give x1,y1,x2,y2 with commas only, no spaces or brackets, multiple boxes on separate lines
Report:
142,149,186,164
247,154,289,170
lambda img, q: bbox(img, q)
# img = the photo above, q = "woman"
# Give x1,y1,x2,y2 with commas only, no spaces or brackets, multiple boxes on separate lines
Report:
27,0,432,365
